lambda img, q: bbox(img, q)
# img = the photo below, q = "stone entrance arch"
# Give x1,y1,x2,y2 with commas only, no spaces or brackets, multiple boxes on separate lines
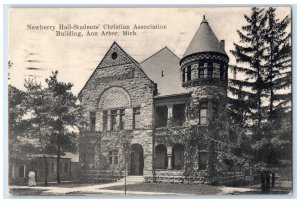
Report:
130,144,144,175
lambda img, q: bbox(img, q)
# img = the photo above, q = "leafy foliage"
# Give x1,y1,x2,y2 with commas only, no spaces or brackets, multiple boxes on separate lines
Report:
9,71,83,185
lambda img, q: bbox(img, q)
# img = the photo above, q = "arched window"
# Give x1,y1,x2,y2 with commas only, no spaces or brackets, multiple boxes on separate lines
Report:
109,150,118,165
172,144,184,170
155,144,167,169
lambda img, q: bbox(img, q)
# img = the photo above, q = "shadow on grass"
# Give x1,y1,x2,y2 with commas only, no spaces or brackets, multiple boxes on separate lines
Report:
105,183,221,195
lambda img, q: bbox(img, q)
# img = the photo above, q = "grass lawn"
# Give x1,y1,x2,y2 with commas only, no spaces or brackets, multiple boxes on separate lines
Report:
9,188,46,196
105,183,221,195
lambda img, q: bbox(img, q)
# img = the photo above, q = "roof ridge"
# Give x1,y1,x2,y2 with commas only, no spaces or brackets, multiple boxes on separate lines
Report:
140,46,179,64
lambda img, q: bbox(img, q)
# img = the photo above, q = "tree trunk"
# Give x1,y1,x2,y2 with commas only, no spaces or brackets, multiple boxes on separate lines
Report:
43,155,48,186
57,144,61,184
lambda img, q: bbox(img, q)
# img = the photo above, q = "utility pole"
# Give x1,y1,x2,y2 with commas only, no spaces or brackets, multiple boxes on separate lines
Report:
124,151,127,195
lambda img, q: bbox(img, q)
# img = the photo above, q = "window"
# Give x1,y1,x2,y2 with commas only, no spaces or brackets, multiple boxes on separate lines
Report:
207,63,212,78
204,63,208,78
200,101,208,125
155,106,168,128
173,104,185,126
110,110,117,131
90,112,96,131
119,109,125,130
172,144,184,170
18,165,25,177
199,63,204,78
133,107,141,129
102,111,108,131
155,145,167,169
198,144,208,170
109,150,118,165
213,63,220,78
111,52,118,60
187,66,191,81
182,68,186,82
51,162,54,173
191,64,198,80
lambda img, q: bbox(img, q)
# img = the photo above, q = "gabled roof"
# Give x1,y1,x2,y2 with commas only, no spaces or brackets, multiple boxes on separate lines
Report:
140,47,189,96
182,15,227,58
78,42,155,97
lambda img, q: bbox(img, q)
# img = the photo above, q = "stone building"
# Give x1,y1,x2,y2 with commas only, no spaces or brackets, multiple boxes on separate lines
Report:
78,16,231,184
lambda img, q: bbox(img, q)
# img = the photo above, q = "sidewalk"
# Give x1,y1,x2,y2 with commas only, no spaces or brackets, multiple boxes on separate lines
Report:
218,186,258,195
10,181,189,196
9,179,292,196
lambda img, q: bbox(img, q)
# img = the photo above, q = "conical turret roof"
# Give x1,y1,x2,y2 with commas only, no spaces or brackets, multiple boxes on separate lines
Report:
182,16,227,58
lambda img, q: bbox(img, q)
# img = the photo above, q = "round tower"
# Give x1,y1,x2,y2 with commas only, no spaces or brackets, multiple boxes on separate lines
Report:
180,15,229,125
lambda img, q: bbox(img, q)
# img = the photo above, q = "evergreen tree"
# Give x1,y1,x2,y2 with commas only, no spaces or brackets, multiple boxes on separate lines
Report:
45,71,78,184
264,7,291,118
229,7,269,168
229,7,292,171
262,7,292,167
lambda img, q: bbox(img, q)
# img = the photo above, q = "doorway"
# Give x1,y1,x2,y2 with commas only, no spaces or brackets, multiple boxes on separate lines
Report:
130,144,144,175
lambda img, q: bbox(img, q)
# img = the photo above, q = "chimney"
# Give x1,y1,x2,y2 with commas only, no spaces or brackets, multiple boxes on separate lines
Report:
220,40,225,50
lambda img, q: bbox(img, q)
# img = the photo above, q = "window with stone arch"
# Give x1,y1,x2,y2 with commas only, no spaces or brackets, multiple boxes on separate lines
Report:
98,87,131,131
98,87,131,110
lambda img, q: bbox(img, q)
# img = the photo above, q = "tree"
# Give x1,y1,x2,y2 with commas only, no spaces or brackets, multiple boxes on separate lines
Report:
8,84,39,181
229,7,292,171
22,79,53,186
262,7,292,167
230,7,268,140
45,71,78,184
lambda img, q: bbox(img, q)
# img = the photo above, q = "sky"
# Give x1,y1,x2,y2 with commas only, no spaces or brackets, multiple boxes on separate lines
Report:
9,7,291,95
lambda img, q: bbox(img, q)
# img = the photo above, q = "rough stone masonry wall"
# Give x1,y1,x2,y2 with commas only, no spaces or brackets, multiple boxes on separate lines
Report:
186,85,227,125
79,56,155,179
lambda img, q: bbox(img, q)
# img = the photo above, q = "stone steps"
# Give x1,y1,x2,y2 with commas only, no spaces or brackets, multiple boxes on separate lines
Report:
119,176,144,183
